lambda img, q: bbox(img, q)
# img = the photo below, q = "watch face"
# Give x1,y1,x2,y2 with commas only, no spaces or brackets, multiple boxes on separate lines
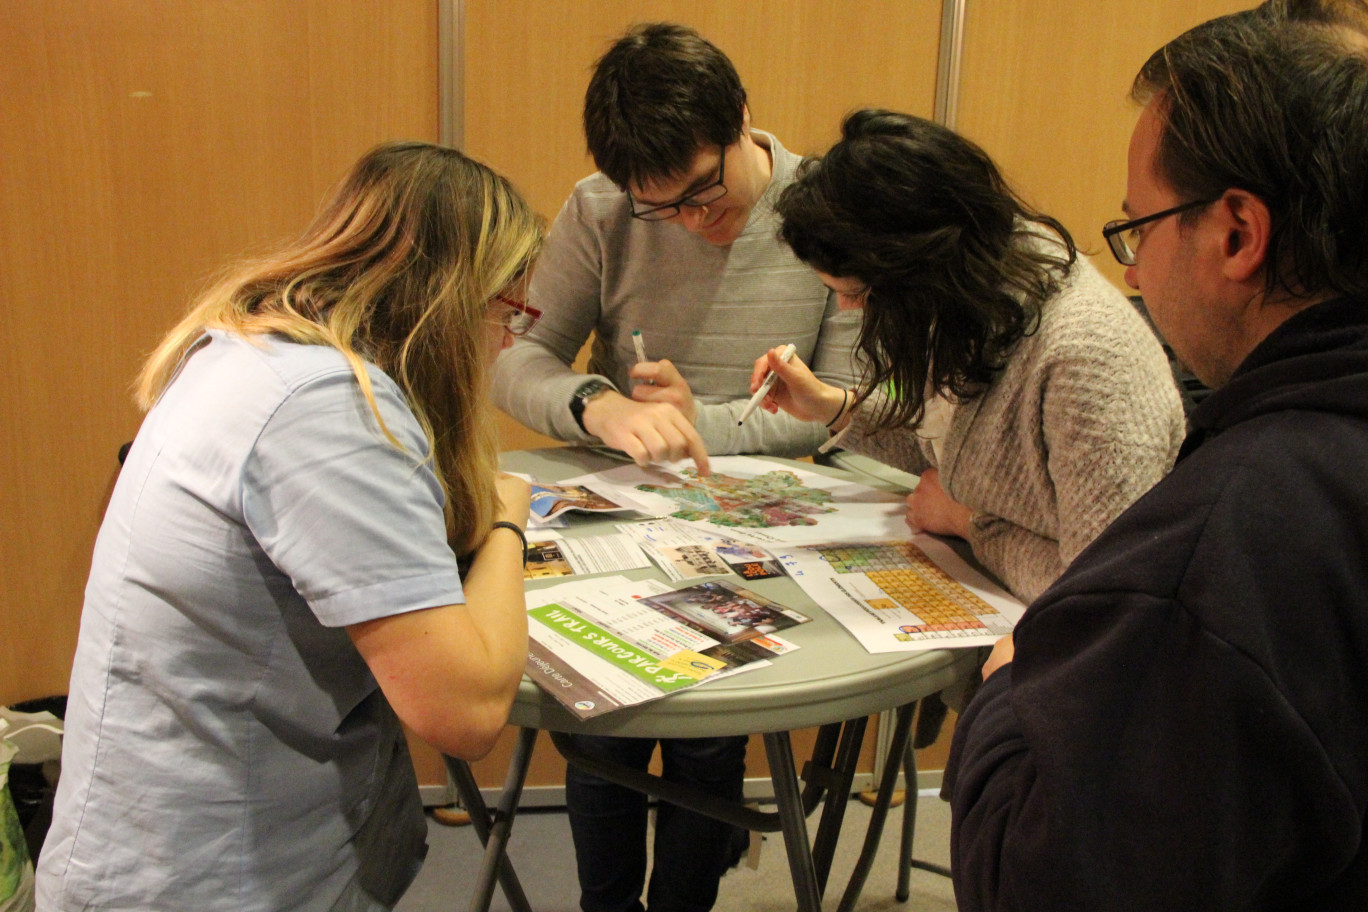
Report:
575,380,612,403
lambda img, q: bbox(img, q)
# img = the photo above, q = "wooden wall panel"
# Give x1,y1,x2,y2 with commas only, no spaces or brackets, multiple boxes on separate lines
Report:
0,1,438,710
464,0,942,220
954,0,1254,291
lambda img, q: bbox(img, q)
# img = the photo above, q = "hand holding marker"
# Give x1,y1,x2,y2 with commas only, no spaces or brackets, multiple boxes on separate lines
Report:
738,343,797,425
632,329,653,385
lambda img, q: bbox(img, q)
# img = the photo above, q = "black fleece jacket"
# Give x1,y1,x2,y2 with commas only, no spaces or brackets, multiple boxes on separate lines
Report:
946,297,1368,911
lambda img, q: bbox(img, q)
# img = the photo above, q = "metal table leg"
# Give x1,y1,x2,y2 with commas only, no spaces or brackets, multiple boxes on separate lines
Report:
443,726,538,912
835,701,917,912
550,721,865,911
808,715,868,896
762,731,823,912
900,733,952,886
897,735,918,901
547,727,843,834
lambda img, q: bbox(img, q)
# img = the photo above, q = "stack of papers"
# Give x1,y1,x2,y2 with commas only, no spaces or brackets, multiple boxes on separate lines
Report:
517,455,1026,718
524,576,808,720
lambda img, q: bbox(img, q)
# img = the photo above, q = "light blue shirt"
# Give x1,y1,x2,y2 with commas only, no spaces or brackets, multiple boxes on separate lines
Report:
38,331,464,911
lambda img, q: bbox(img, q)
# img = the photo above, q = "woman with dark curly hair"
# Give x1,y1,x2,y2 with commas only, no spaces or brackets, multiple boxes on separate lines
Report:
754,109,1185,602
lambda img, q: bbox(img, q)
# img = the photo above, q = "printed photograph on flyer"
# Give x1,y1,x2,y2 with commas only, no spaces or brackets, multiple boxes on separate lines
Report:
638,579,810,644
716,542,785,580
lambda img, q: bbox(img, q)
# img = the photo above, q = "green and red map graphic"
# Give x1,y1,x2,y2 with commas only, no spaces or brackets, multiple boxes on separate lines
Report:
638,470,836,528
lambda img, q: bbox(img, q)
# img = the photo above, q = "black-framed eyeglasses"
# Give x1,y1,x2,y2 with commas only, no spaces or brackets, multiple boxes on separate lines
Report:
491,294,542,336
628,145,729,221
1102,198,1217,266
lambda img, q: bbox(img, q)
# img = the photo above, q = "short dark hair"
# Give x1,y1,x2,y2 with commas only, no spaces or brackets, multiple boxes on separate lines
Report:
583,23,748,189
1133,4,1368,300
1259,0,1368,30
776,109,1076,431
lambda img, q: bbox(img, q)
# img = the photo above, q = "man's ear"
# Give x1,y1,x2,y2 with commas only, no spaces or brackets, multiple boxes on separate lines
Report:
1216,188,1272,282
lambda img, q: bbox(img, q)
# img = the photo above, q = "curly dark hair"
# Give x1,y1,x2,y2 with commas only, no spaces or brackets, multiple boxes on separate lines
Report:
583,23,747,190
776,109,1076,430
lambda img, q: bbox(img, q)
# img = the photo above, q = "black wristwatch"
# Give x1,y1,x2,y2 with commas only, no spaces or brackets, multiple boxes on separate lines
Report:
569,379,615,433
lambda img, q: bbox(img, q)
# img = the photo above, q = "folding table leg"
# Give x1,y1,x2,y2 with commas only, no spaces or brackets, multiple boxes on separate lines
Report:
762,731,823,912
443,726,537,912
899,732,952,889
808,716,868,896
897,736,917,901
834,701,917,912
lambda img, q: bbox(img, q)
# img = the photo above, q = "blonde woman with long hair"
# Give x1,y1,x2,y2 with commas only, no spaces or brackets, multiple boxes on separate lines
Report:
38,142,543,912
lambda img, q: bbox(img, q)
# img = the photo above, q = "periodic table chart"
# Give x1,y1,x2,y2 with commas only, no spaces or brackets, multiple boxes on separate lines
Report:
772,538,1026,653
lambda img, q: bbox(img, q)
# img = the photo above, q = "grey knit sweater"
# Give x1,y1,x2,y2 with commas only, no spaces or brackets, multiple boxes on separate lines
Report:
492,131,861,458
847,249,1186,602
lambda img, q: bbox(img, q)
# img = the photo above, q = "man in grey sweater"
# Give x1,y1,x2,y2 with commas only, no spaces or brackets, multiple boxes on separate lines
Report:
491,23,859,472
489,23,858,912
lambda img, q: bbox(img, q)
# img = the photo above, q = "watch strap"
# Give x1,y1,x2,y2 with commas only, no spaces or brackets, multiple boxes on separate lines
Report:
569,379,614,434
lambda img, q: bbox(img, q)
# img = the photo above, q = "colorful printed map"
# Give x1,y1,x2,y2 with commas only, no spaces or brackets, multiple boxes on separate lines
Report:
637,470,836,529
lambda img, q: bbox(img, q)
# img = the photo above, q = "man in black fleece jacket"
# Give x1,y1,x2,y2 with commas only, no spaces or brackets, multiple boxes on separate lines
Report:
946,3,1368,910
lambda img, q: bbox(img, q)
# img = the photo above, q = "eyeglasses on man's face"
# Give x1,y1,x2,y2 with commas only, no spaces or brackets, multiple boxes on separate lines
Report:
491,294,542,336
1102,198,1218,266
629,145,729,221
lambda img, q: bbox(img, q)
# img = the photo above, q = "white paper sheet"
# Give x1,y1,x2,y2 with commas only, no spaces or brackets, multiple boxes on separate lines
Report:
563,455,907,545
522,576,802,719
615,519,786,583
524,531,653,579
771,536,1025,653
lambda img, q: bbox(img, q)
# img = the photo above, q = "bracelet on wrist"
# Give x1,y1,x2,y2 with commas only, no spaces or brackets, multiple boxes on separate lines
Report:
826,389,851,428
491,520,528,566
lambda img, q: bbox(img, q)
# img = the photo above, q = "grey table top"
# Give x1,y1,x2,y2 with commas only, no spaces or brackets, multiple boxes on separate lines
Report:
501,447,978,739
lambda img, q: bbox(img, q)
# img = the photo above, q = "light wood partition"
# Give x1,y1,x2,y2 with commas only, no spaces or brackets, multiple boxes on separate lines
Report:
0,2,437,702
954,1,1254,291
463,1,943,219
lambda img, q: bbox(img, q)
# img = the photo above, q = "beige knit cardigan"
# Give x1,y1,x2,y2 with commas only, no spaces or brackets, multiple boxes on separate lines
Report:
845,253,1186,603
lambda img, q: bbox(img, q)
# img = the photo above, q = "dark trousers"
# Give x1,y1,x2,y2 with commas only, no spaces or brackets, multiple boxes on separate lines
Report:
564,733,749,912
